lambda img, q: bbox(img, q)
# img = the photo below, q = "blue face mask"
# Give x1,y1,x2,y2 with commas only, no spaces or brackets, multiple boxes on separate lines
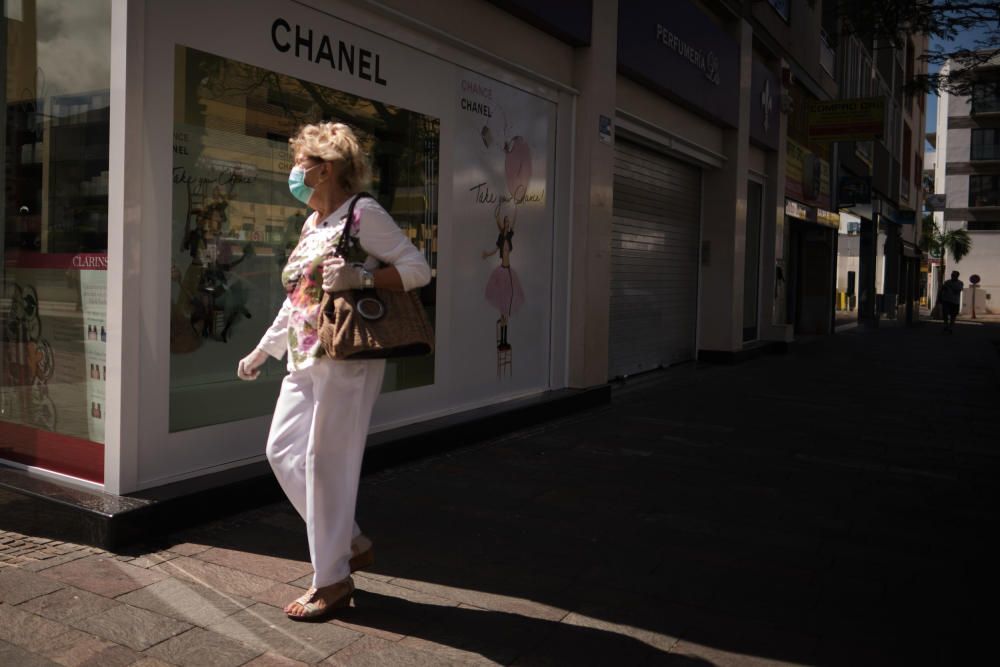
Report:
288,163,321,205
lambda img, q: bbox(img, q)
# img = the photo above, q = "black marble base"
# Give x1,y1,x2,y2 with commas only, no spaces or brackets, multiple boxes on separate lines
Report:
0,386,610,551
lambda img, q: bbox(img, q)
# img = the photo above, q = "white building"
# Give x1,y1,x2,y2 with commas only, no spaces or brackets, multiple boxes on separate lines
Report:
932,55,1000,314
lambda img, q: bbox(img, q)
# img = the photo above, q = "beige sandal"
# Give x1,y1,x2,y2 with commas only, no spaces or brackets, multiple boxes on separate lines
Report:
349,534,375,573
285,577,354,621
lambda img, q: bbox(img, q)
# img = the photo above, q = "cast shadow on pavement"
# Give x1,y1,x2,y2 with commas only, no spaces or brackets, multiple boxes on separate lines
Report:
165,321,1000,665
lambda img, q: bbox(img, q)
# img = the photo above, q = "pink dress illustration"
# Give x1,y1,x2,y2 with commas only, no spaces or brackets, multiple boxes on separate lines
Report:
481,131,532,377
483,211,525,317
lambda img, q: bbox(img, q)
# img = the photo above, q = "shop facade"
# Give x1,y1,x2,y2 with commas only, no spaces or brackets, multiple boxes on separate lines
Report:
611,0,787,372
780,77,839,336
2,0,592,495
2,0,844,507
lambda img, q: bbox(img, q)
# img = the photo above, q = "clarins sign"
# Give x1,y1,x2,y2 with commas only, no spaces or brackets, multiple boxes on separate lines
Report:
618,0,739,127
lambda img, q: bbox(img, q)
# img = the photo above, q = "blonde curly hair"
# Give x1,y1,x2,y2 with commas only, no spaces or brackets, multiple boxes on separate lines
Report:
289,122,372,194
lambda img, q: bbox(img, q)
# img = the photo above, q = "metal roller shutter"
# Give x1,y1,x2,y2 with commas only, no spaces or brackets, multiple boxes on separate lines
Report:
609,139,701,379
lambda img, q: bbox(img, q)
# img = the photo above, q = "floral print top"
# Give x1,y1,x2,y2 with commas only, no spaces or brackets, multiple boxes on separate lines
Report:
257,196,432,372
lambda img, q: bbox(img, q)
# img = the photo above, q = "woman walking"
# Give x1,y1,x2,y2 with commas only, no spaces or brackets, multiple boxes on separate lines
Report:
237,122,431,619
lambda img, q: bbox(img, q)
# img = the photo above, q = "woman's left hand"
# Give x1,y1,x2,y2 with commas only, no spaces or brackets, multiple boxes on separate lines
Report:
322,256,364,292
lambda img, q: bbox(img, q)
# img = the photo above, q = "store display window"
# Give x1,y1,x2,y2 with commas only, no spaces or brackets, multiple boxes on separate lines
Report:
169,45,439,432
1,1,111,482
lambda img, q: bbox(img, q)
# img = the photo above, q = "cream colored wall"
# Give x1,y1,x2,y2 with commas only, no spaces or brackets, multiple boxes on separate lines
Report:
567,0,618,387
371,0,575,86
615,76,725,156
697,19,753,353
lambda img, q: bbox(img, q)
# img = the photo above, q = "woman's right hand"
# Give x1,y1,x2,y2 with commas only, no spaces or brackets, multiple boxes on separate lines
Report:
237,348,268,381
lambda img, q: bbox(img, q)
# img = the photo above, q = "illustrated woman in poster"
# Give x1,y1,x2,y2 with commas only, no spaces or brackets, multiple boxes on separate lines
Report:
481,123,532,376
482,204,524,353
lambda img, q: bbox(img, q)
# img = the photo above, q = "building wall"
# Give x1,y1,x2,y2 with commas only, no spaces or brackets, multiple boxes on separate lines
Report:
947,128,972,164
615,77,725,156
365,0,575,87
945,173,970,210
750,0,836,99
938,56,1000,312
955,232,1000,313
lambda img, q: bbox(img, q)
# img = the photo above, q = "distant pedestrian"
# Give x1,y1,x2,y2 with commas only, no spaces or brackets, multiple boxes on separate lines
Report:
939,270,964,332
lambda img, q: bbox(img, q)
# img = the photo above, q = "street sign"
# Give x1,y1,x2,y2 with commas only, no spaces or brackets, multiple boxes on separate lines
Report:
807,97,885,142
970,274,981,285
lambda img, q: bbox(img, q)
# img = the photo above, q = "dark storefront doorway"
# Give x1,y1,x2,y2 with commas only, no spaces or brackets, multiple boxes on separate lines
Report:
787,219,835,335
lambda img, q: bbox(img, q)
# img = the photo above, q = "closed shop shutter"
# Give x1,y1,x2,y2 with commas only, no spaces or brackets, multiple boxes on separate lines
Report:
609,139,701,379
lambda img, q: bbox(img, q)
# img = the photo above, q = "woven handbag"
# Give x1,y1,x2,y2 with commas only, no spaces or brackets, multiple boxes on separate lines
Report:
318,193,435,360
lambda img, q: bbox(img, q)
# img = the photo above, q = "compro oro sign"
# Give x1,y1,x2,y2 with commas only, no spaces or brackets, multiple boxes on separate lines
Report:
807,97,885,143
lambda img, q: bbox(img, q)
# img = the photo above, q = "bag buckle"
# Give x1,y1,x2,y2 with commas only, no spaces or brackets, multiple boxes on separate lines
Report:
356,295,386,321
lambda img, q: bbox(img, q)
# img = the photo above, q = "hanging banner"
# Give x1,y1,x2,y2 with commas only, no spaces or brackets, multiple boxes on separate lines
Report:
786,138,831,209
807,97,885,142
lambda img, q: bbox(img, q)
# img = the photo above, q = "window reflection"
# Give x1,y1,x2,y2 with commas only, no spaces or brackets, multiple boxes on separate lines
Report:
169,45,440,432
1,0,111,482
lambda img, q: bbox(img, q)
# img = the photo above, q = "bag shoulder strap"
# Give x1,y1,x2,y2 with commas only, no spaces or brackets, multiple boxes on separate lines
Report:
335,192,374,258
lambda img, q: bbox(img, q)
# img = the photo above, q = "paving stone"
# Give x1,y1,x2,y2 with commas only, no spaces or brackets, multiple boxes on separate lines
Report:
117,577,254,628
42,556,167,598
250,582,309,610
561,609,680,654
70,603,191,651
0,568,65,605
509,618,677,666
406,602,564,665
130,658,177,667
0,603,72,648
354,569,394,584
127,552,181,569
0,639,62,667
195,548,313,583
324,635,478,666
166,543,212,557
396,636,501,666
144,627,262,667
17,551,96,573
353,576,459,610
152,557,276,598
242,652,312,667
669,640,812,666
36,628,141,667
208,603,360,664
17,587,120,624
389,575,568,621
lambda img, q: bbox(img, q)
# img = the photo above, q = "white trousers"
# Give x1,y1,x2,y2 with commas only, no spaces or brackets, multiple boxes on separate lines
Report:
265,357,385,587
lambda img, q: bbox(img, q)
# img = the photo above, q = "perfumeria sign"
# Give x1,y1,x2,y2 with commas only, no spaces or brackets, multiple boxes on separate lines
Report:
655,23,720,85
617,0,739,127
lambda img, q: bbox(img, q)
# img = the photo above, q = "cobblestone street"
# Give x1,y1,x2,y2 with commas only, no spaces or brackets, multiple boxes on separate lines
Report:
2,319,999,665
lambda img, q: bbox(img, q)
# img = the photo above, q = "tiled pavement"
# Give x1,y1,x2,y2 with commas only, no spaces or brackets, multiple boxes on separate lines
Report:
2,318,999,665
